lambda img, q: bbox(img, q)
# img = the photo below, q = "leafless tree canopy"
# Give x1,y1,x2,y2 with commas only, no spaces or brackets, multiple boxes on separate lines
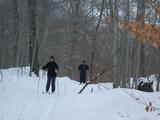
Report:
0,0,160,90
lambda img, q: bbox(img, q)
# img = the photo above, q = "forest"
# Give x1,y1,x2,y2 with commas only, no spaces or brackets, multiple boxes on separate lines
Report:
1,0,160,120
0,0,160,90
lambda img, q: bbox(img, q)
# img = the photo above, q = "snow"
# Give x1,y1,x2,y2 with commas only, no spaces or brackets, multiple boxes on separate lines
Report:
0,67,160,120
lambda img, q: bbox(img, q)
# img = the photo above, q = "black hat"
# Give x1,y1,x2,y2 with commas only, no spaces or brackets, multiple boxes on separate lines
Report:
83,60,85,63
50,56,54,59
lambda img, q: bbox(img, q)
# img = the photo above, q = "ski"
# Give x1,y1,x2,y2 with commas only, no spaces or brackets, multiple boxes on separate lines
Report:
42,91,51,94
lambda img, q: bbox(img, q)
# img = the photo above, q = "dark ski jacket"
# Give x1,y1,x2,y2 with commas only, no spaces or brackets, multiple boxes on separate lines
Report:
78,63,89,81
42,61,58,77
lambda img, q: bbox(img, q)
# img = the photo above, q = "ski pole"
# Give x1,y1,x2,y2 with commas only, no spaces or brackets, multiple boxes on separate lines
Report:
57,77,60,96
37,74,40,93
37,71,42,93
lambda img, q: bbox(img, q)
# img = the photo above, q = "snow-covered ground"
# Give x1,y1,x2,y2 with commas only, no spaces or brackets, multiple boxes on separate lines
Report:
0,67,160,120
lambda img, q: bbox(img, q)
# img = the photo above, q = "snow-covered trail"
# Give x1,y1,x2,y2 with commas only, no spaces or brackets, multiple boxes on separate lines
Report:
47,89,160,120
0,68,160,120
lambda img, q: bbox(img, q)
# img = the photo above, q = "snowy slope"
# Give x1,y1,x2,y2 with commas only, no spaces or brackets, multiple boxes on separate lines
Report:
0,68,160,120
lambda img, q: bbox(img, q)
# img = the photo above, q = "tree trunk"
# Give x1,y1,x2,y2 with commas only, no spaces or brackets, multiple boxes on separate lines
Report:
110,0,119,88
68,0,81,79
90,0,104,79
133,0,146,88
28,0,39,76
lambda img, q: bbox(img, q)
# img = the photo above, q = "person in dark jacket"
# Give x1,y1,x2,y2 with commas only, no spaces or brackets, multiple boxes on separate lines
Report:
42,56,58,93
78,60,89,84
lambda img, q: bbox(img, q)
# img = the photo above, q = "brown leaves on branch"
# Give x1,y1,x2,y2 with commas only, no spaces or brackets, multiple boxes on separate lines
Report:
120,21,160,48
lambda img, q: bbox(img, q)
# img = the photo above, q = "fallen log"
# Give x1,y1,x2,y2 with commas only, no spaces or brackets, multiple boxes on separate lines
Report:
78,65,117,94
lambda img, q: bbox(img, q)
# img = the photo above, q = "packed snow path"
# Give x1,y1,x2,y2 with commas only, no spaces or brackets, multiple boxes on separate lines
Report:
0,68,159,120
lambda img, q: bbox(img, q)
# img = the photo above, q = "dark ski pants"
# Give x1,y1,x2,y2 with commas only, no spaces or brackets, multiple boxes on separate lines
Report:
46,75,56,93
80,73,86,84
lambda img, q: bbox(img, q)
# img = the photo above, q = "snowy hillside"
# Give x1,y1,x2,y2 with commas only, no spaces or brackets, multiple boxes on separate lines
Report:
0,68,160,120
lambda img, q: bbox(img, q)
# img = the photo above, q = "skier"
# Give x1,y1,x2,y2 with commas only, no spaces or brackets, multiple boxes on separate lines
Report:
78,60,89,84
42,56,58,93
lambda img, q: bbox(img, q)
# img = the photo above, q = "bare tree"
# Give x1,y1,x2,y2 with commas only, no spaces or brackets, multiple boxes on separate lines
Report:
28,0,39,76
90,0,104,79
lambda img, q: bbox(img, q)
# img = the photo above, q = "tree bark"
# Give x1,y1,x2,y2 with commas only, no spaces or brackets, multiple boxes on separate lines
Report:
68,0,81,79
110,0,119,88
90,0,104,79
28,0,39,76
